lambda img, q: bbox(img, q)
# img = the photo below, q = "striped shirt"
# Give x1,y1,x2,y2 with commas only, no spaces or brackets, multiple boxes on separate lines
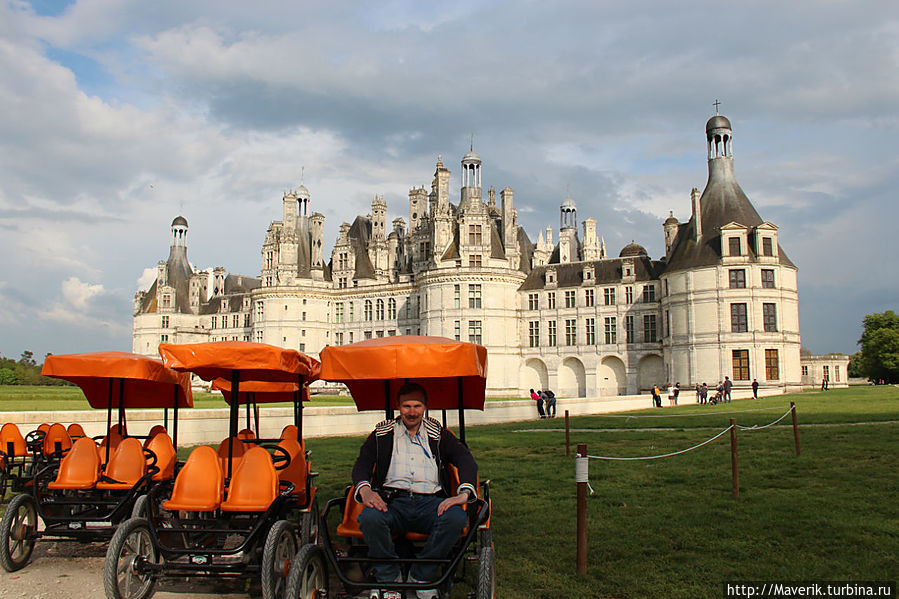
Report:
383,420,441,494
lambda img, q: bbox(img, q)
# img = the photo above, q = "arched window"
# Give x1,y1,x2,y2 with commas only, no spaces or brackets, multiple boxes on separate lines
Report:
364,300,373,321
376,299,385,320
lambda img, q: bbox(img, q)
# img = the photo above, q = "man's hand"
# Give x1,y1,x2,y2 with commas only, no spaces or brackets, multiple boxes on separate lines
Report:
359,485,387,512
437,491,469,516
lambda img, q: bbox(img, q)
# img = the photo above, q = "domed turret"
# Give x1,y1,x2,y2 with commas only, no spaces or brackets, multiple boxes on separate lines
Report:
171,215,188,228
171,215,188,248
706,115,732,133
619,241,648,258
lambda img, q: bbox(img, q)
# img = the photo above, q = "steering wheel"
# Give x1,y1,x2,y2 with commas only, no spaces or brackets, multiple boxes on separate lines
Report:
25,429,46,452
143,447,158,468
270,445,291,470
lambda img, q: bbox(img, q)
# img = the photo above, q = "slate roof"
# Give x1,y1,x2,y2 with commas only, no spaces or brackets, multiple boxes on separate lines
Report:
519,255,664,291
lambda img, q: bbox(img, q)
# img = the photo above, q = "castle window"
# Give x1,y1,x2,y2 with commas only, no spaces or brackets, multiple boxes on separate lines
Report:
455,320,461,342
388,298,397,319
364,331,373,340
765,349,779,380
565,290,576,308
468,285,482,309
256,330,263,343
160,334,168,343
626,315,635,343
454,285,461,308
585,318,595,345
349,302,354,322
731,303,748,332
547,321,557,347
469,224,482,245
565,319,577,345
643,315,657,342
161,316,169,329
256,301,264,320
376,330,384,338
604,288,616,306
266,251,274,269
335,332,343,346
585,289,594,307
162,295,171,308
528,293,539,311
528,321,540,347
834,366,840,382
388,329,396,337
761,269,775,289
376,299,384,320
233,315,239,327
642,285,656,303
625,286,634,304
468,320,482,344
665,310,671,337
338,252,348,270
802,365,808,377
729,237,742,256
547,292,556,309
364,300,373,321
729,269,746,289
763,303,778,332
335,303,344,323
469,255,482,268
604,317,616,344
762,237,774,257
211,316,217,329
299,343,305,352
732,350,750,380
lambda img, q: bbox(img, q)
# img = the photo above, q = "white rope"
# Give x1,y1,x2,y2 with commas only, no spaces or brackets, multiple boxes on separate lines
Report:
589,406,790,419
586,425,734,461
575,456,594,494
736,407,794,430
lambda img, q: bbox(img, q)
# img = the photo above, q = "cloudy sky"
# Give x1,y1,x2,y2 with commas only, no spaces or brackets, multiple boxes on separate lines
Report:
1,0,896,361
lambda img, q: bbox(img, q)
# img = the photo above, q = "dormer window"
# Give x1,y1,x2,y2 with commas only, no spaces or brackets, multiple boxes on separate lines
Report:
762,237,773,257
729,237,741,256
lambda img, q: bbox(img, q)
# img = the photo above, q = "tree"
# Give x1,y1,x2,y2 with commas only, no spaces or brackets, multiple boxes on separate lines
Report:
857,310,899,383
847,351,864,378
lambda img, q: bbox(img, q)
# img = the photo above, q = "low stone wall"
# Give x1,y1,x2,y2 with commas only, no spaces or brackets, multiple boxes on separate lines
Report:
1,388,782,446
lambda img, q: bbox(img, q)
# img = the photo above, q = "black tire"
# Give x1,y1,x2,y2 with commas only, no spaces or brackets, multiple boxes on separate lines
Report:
285,543,328,599
300,497,319,545
0,493,37,572
261,520,298,599
104,518,158,599
479,526,493,550
131,495,148,520
476,545,496,599
0,464,9,500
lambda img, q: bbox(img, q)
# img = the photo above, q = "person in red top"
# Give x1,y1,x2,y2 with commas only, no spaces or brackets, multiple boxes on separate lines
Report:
530,388,545,419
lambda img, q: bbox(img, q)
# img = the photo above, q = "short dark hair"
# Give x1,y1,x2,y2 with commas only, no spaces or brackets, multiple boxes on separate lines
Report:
396,381,428,405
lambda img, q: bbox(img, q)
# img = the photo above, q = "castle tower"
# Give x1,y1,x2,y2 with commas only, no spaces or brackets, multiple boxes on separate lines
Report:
460,146,482,208
663,211,679,258
559,196,578,263
582,217,600,261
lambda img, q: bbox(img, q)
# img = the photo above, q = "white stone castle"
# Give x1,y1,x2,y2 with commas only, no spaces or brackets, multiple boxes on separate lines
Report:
133,114,803,397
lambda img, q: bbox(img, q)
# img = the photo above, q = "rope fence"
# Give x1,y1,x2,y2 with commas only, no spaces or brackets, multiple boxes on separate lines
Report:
573,402,801,576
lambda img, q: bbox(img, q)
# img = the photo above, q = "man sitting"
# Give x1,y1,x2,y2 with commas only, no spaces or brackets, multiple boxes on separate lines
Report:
353,382,478,599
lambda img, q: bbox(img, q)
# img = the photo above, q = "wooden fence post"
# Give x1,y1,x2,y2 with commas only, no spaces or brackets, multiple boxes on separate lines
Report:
565,410,571,457
576,443,588,575
791,401,801,456
730,418,739,499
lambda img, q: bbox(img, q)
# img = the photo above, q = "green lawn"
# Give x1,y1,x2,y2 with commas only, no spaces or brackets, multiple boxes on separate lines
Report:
2,386,896,598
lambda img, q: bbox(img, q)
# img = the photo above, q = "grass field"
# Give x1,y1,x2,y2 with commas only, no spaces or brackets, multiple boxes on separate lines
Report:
2,385,896,598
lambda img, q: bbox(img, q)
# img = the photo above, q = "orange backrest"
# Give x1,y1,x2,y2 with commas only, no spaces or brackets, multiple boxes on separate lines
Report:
99,424,125,463
221,446,278,512
38,423,50,433
143,425,167,447
43,423,73,456
47,437,100,490
146,432,177,481
276,438,307,500
336,490,366,538
1,423,27,457
217,437,248,473
237,428,256,441
97,438,147,489
280,425,298,441
163,445,223,512
66,423,87,439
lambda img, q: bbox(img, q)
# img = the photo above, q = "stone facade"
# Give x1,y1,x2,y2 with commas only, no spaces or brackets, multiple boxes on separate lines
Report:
800,352,850,389
133,114,804,397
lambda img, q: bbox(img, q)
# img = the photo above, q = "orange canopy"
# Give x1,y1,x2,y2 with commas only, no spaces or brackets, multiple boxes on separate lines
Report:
41,352,192,409
319,335,487,411
211,378,311,405
159,341,319,384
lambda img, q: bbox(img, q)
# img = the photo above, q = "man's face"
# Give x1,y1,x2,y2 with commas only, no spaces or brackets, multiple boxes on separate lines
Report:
398,390,427,431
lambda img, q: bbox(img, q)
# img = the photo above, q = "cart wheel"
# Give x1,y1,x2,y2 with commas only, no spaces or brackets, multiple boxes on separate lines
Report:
300,497,320,545
131,495,148,520
285,543,328,599
262,519,299,599
0,493,37,572
104,518,158,599
479,526,493,550
0,464,9,500
476,545,496,599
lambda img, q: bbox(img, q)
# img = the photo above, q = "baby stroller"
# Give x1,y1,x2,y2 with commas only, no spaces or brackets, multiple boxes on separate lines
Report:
709,390,723,405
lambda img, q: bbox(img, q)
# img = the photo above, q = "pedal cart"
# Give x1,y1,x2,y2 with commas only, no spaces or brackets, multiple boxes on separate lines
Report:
103,341,319,599
291,335,495,599
0,352,191,573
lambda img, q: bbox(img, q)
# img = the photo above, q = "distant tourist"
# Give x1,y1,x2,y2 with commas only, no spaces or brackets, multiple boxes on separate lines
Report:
530,388,546,419
673,382,680,405
751,379,759,399
701,383,709,405
696,384,702,403
543,389,557,418
651,385,662,408
723,376,733,403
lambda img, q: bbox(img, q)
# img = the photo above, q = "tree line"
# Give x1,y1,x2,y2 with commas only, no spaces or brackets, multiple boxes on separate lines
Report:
0,351,72,386
847,310,899,383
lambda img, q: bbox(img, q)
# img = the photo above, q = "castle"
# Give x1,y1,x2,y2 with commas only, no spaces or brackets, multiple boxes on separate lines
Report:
133,114,804,396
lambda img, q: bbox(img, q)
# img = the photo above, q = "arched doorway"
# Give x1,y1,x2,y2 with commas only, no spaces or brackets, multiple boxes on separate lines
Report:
598,356,627,396
521,359,548,394
637,354,665,393
559,357,586,398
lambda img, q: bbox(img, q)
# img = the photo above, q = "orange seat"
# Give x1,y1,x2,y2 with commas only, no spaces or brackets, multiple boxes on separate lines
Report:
146,432,177,481
217,437,249,474
1,423,27,458
37,423,50,433
47,437,100,490
143,425,167,447
221,446,278,512
336,491,365,538
276,438,308,502
237,428,256,441
66,423,87,439
100,424,126,465
280,425,298,441
163,446,223,512
97,438,147,490
43,423,73,456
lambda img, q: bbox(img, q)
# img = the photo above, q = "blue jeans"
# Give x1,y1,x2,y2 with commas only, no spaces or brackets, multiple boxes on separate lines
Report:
357,494,468,583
